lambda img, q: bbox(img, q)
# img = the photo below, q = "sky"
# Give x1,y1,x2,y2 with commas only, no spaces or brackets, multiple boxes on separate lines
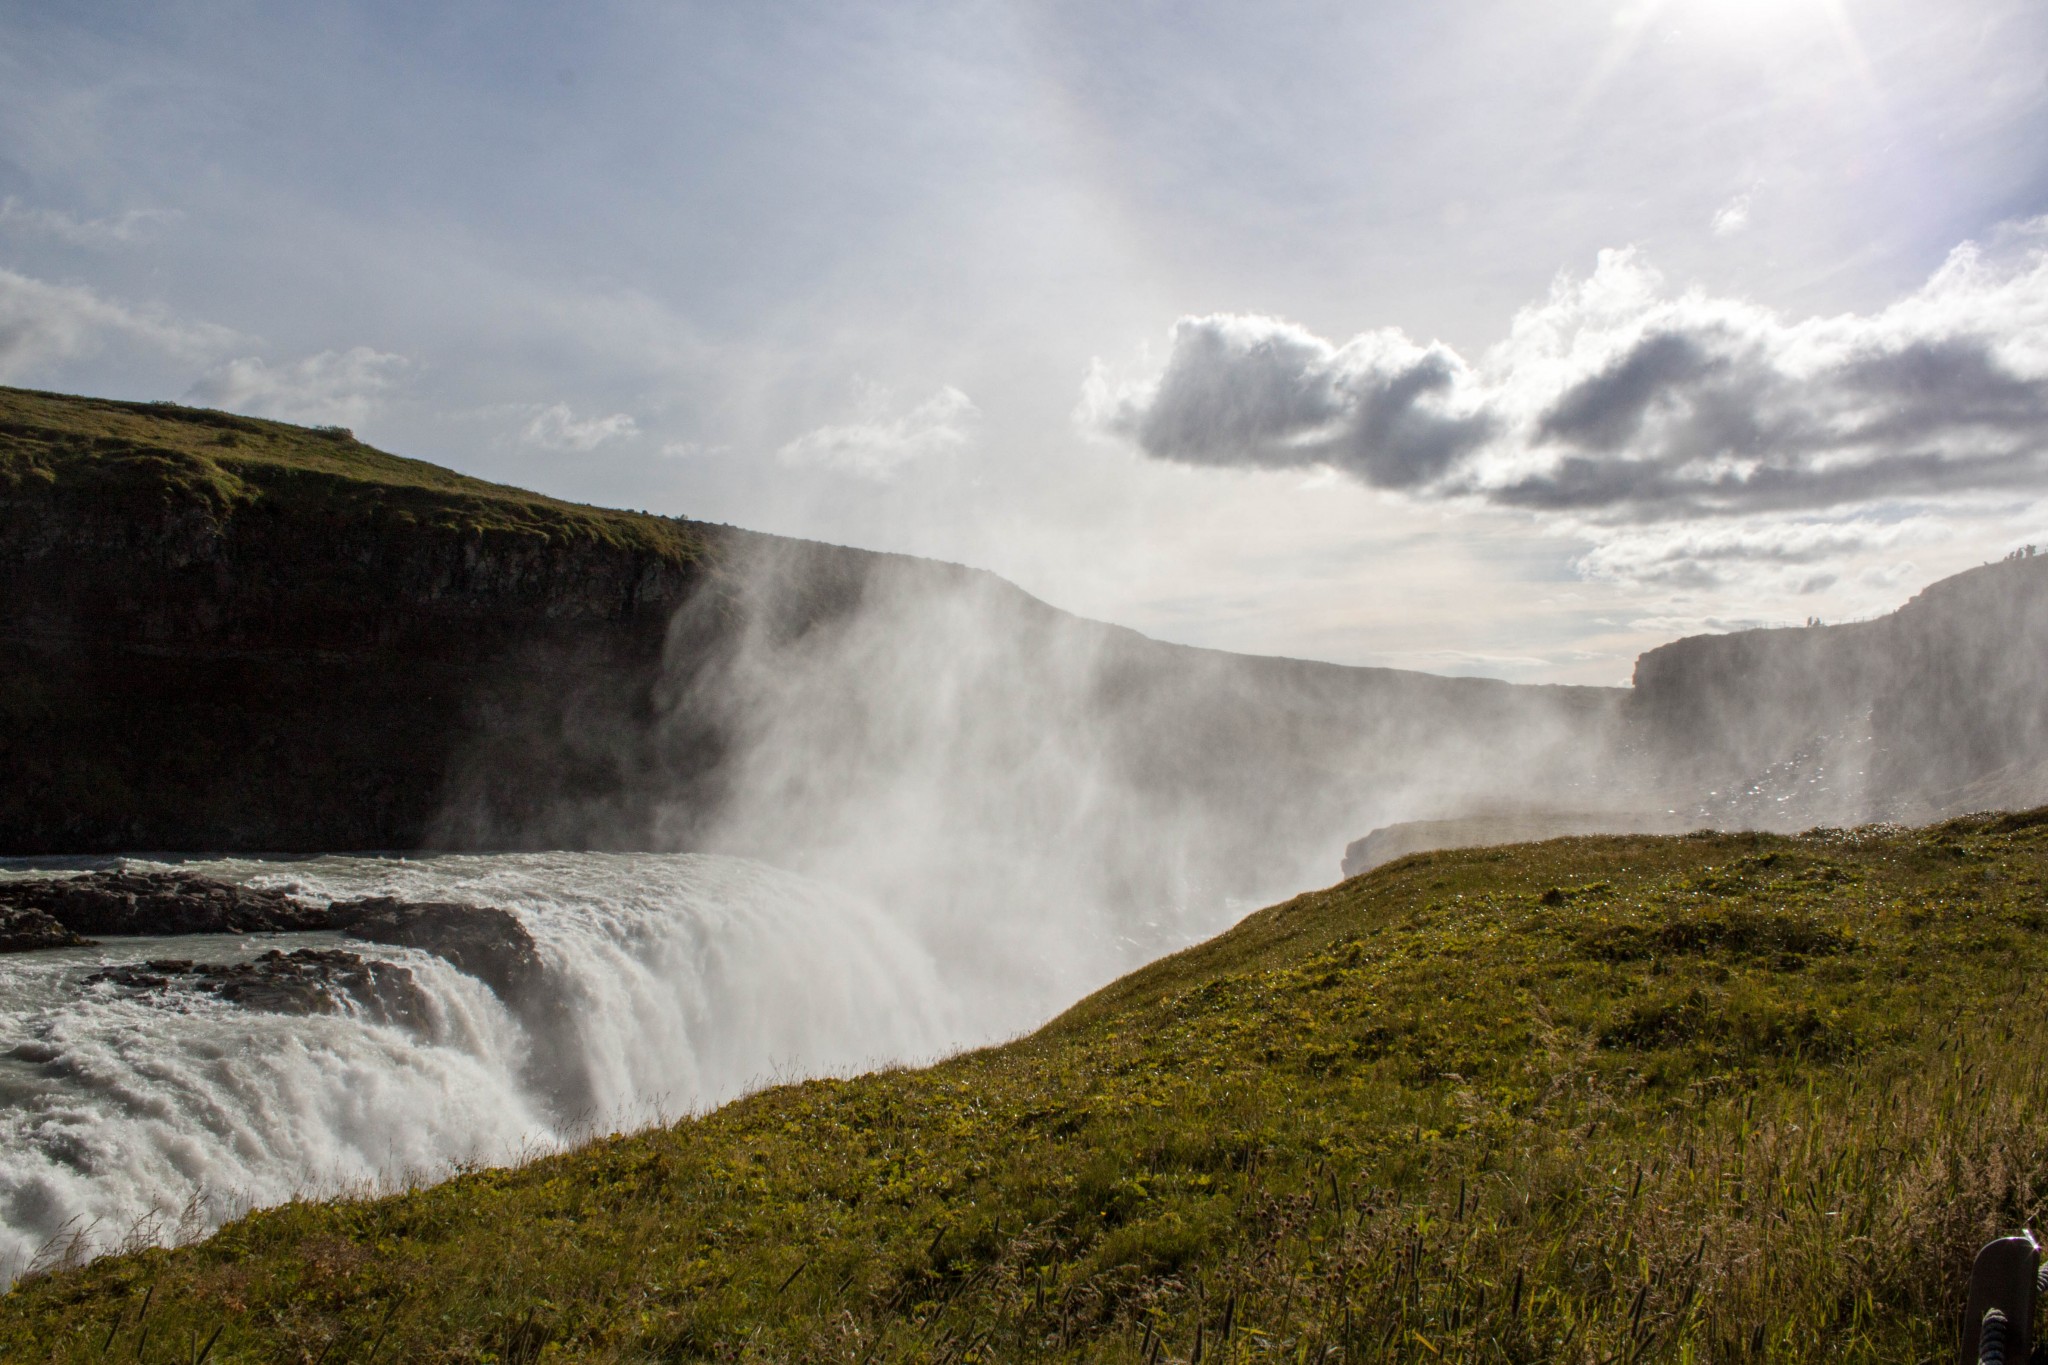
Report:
2,0,2046,684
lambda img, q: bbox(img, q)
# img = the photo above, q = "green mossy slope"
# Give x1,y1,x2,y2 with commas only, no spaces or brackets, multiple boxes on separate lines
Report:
7,815,2048,1361
0,385,706,559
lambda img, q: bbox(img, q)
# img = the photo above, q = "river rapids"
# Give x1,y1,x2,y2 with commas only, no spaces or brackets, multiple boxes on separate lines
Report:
0,852,1015,1280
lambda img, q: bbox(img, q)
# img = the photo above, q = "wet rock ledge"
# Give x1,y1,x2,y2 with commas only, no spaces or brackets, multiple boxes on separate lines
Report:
0,870,333,937
325,898,545,1002
86,949,430,1028
0,907,91,952
0,870,546,1022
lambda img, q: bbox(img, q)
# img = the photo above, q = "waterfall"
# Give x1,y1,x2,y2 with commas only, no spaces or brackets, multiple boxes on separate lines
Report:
0,852,965,1280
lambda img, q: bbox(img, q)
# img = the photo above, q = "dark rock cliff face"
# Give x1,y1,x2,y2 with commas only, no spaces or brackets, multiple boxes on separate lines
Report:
1627,554,2048,823
1866,559,2048,805
0,390,721,852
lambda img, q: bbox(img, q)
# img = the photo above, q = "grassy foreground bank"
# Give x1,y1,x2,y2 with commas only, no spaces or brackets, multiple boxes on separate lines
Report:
7,816,2048,1362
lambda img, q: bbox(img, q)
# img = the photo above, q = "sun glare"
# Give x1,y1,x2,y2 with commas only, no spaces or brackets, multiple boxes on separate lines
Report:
1681,0,1808,35
1666,0,1858,45
1583,0,1873,113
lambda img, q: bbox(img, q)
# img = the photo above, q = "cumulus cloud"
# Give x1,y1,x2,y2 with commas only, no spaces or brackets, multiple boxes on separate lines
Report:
513,402,639,451
0,197,183,247
779,384,979,479
1092,224,2048,523
0,266,233,380
1089,318,1491,489
187,347,409,428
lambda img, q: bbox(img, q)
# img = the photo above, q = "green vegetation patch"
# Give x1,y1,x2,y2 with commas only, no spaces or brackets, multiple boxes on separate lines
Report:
7,814,2048,1362
0,386,711,564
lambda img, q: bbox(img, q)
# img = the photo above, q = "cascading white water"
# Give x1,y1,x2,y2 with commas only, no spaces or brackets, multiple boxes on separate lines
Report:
0,852,971,1281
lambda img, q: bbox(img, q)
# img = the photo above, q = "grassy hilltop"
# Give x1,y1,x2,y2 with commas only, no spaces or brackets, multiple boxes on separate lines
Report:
0,385,707,560
7,816,2048,1362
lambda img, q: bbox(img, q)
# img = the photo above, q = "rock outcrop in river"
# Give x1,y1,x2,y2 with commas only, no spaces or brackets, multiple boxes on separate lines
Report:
0,907,90,953
330,898,546,1003
0,867,605,1112
86,948,431,1028
0,870,545,1032
0,870,330,936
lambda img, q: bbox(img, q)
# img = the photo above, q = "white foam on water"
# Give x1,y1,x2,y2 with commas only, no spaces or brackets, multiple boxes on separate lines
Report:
0,852,964,1279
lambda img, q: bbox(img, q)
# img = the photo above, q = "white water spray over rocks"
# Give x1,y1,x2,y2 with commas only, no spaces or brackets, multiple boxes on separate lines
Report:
0,852,981,1280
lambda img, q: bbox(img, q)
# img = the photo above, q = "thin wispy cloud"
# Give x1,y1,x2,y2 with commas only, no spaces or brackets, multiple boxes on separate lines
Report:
779,384,979,480
0,197,182,247
660,439,729,461
1571,513,1947,594
0,266,233,381
1711,194,1751,237
188,347,409,428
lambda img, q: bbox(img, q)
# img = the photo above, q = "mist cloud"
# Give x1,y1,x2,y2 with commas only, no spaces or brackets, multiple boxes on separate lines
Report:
1094,226,2048,521
635,541,1628,1036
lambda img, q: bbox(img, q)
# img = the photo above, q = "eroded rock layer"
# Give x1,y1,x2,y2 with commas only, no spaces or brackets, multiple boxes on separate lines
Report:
85,948,430,1028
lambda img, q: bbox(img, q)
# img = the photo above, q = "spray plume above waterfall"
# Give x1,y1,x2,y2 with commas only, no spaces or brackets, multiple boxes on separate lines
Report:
440,534,1632,1010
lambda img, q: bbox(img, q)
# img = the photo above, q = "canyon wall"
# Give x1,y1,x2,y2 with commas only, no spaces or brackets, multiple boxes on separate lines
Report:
0,388,1621,869
0,389,712,851
1628,552,2048,824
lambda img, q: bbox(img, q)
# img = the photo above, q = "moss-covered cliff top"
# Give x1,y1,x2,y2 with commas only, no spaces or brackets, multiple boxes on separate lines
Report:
0,385,711,564
5,813,2047,1361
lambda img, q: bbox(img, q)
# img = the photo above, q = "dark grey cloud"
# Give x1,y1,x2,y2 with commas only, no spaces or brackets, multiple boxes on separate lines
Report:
1496,327,2048,516
1097,240,2048,521
1106,314,1493,489
1535,331,1724,453
1838,338,2048,444
1121,319,1346,466
1340,353,1495,488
